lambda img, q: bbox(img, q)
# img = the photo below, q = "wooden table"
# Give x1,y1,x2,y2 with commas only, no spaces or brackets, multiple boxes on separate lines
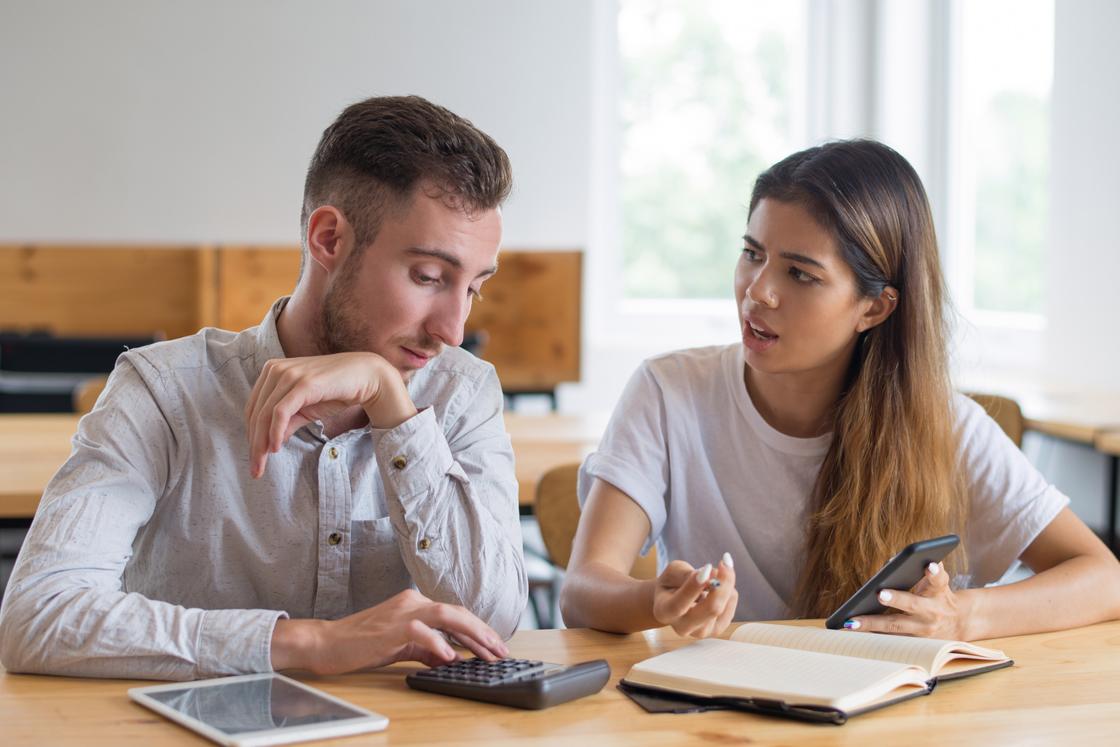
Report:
0,413,78,520
0,412,606,519
2,621,1120,745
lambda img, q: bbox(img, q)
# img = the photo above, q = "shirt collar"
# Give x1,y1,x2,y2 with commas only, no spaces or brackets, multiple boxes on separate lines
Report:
248,296,370,444
250,296,290,379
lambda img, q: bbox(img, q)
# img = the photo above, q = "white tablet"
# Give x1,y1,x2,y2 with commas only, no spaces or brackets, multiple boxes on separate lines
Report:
129,673,388,747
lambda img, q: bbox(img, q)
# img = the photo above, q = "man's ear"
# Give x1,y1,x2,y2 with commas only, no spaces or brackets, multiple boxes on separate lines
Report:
304,206,354,274
856,286,899,333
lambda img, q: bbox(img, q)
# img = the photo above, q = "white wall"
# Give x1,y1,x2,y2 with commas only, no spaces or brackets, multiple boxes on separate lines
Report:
0,0,592,249
1045,0,1120,389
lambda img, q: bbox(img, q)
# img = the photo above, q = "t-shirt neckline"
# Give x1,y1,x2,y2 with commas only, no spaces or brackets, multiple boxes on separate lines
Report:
724,344,832,457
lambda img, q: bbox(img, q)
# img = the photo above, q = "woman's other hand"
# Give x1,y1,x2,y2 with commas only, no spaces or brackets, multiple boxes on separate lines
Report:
652,554,738,638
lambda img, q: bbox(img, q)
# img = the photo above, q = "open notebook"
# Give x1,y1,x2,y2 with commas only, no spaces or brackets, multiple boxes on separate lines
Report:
620,623,1012,724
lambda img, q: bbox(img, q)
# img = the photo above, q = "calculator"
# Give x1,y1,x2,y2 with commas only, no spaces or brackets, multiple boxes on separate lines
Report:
405,657,611,710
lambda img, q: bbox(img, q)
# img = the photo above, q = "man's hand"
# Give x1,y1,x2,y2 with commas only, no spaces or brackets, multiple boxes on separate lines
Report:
270,589,510,675
651,554,738,638
245,353,418,478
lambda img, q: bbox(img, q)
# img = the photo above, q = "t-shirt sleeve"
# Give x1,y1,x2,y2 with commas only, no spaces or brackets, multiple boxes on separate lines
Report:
956,395,1069,587
578,362,670,553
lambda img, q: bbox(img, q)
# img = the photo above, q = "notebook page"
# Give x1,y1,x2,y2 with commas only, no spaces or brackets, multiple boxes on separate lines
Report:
731,623,950,671
628,639,927,710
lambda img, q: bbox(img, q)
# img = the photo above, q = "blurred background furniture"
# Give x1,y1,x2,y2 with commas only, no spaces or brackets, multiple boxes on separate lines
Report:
528,462,657,628
964,392,1026,448
1,334,154,413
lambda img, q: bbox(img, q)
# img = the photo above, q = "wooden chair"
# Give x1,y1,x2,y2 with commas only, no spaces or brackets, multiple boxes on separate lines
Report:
73,376,108,414
964,392,1025,448
535,463,657,578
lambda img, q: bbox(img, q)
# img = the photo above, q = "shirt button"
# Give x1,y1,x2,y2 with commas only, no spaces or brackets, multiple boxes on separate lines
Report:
418,537,432,550
391,455,407,470
327,532,343,546
328,447,339,460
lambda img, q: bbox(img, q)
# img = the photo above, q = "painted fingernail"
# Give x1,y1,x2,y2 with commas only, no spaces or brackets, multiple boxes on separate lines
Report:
879,590,893,603
721,552,734,568
927,562,940,575
696,564,712,584
842,619,861,630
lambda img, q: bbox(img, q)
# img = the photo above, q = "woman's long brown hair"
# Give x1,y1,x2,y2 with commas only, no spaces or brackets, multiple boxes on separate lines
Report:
748,140,968,618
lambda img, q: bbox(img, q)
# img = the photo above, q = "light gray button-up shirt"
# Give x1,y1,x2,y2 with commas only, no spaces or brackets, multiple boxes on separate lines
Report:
0,298,527,680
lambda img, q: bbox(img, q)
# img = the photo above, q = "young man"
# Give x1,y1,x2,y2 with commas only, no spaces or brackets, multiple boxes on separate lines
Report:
0,96,527,679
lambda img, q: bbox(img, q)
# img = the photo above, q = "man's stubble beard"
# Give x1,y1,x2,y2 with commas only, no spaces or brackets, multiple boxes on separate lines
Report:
318,253,441,382
319,258,371,356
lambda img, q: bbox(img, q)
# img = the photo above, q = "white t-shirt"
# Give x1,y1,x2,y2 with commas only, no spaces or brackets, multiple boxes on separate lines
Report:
578,343,1069,621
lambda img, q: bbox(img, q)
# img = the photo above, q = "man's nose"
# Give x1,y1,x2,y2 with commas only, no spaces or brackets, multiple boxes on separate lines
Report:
425,292,470,348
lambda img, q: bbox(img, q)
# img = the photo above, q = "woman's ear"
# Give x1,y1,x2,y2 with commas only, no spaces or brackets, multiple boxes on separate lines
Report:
304,206,354,274
856,286,899,333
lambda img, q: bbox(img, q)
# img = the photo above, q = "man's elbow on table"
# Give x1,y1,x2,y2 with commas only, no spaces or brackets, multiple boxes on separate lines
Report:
0,593,51,674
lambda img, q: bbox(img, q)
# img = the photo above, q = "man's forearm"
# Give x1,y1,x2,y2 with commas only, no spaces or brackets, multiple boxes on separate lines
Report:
0,578,284,680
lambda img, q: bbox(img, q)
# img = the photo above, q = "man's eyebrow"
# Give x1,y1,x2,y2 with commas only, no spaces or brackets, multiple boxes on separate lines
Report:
743,235,827,270
406,247,498,278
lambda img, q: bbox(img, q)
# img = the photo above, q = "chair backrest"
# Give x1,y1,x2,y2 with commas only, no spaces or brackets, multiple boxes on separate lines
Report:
534,463,658,579
964,392,1025,448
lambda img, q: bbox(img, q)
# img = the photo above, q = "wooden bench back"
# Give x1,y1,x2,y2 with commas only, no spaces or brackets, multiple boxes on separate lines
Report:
0,244,581,391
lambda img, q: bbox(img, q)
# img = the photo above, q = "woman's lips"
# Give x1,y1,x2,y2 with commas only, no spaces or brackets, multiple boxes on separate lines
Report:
742,318,779,352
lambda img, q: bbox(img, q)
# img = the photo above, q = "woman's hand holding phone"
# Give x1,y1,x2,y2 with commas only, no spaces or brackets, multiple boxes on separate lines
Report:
844,561,973,639
651,553,738,638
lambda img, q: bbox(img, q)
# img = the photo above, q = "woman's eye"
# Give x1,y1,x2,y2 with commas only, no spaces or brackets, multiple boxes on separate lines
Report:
789,266,818,284
468,287,483,301
414,272,440,285
742,247,761,261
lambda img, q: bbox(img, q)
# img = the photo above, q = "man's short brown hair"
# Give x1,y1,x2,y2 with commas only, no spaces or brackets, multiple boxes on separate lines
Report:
300,95,512,260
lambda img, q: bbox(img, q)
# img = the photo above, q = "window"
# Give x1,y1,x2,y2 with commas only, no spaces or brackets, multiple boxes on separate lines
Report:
950,0,1053,319
618,0,808,300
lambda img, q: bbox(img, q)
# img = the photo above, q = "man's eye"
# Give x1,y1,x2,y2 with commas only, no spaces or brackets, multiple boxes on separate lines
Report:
742,247,761,261
469,287,484,301
415,272,440,285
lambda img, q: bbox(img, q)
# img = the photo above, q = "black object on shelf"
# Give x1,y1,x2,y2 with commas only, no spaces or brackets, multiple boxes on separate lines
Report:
0,332,159,373
0,331,160,413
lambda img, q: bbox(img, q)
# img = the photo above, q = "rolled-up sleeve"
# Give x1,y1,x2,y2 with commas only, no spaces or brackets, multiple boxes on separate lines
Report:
0,357,286,680
373,367,526,638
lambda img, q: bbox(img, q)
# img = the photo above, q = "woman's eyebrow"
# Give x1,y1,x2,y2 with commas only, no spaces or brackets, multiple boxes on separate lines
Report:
779,251,826,270
744,235,827,270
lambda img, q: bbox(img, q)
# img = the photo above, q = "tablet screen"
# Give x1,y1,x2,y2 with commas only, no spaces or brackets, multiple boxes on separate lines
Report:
142,675,370,737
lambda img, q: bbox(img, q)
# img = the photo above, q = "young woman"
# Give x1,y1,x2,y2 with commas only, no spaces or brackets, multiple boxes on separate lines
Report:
560,140,1120,641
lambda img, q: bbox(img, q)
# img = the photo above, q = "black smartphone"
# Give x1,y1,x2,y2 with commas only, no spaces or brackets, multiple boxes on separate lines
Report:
825,534,960,629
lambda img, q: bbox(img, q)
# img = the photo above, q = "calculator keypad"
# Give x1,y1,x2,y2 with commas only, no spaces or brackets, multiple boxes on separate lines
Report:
412,658,550,686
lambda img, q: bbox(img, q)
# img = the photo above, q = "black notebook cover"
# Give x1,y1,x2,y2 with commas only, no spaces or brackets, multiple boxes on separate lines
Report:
617,678,936,725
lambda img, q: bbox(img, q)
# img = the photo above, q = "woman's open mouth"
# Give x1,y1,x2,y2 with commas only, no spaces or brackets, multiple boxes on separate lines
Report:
748,323,777,341
743,318,779,352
